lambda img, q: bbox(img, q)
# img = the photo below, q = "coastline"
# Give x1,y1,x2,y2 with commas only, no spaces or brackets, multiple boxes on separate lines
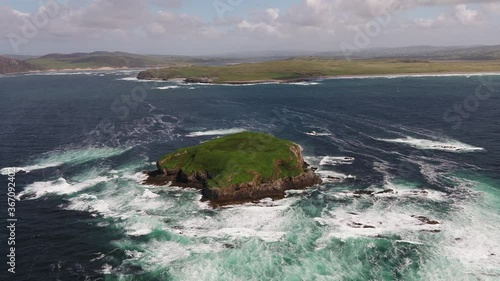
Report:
0,66,138,76
138,71,500,85
4,68,500,81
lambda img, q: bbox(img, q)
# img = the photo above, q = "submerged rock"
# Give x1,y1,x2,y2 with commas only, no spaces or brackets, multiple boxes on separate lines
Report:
412,215,440,225
145,132,321,205
353,189,375,195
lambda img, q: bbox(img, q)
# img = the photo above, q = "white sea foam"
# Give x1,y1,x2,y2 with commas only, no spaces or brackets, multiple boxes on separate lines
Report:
141,189,160,199
179,198,297,242
316,170,352,182
64,165,178,220
376,136,485,152
117,77,138,81
186,128,246,137
100,264,113,275
90,253,106,262
28,72,97,76
1,147,130,175
19,176,108,199
155,85,180,90
217,82,279,87
1,163,62,175
319,156,355,166
287,82,321,86
329,72,500,80
117,77,168,82
176,80,318,87
329,185,447,201
122,171,148,183
316,207,441,243
416,177,500,279
67,186,175,219
125,226,153,237
305,131,332,136
139,241,189,268
65,194,114,216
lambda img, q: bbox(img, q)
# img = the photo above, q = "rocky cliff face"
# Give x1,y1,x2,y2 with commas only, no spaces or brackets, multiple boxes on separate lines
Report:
0,56,38,74
136,70,216,84
144,154,321,205
136,71,157,80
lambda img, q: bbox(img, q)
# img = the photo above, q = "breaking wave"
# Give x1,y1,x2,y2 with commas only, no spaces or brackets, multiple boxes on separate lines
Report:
376,136,485,152
155,86,180,90
18,176,109,200
1,147,130,175
186,128,246,137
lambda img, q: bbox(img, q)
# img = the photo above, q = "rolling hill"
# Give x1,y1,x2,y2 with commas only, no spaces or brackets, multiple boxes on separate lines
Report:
0,56,39,74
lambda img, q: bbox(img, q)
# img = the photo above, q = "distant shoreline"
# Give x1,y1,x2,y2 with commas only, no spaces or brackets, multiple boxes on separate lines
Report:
29,66,133,73
0,66,137,76
44,66,130,72
137,71,500,85
135,58,500,85
4,68,500,82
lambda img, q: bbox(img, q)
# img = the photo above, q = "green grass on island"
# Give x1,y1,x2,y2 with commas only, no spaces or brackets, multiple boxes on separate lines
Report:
139,57,500,83
158,132,303,189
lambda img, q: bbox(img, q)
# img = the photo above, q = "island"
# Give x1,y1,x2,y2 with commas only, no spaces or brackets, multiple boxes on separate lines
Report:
145,132,321,205
136,57,500,84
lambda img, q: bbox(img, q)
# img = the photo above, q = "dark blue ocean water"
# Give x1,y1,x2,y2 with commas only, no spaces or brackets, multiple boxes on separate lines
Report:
0,72,499,281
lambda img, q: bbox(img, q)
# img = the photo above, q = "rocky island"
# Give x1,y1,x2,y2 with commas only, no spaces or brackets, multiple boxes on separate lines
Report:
145,132,321,205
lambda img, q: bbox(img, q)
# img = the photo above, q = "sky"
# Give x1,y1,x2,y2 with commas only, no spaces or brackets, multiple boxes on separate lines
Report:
1,0,500,55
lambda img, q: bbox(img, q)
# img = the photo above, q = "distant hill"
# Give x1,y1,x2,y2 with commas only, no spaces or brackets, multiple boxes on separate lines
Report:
0,56,39,74
317,45,500,60
26,51,217,70
0,54,38,60
3,45,500,75
0,51,239,74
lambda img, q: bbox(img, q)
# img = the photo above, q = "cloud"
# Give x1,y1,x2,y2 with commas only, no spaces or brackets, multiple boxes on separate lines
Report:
415,17,437,27
238,20,282,36
282,0,337,27
414,13,450,28
75,0,148,30
144,10,213,38
1,0,500,55
265,8,280,22
150,0,183,9
485,3,500,14
455,4,481,24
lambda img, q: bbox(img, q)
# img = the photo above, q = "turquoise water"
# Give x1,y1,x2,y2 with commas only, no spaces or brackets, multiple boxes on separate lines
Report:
0,72,499,280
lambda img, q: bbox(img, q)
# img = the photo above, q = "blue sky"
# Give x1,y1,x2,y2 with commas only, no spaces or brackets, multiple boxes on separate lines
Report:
2,0,304,20
175,0,303,21
1,0,500,55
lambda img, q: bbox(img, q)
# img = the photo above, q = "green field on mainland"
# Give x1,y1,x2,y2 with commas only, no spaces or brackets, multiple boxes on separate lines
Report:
140,58,500,83
24,52,195,70
158,132,303,189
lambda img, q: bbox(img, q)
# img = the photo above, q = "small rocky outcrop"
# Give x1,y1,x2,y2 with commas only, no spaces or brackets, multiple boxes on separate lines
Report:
136,71,156,80
144,132,322,205
184,77,215,83
145,161,321,204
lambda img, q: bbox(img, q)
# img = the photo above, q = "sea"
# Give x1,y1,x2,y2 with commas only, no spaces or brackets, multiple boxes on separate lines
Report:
0,71,499,281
